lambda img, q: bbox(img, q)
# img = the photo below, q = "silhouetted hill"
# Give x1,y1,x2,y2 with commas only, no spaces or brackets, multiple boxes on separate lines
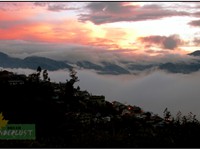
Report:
100,61,130,75
0,52,72,71
0,52,23,68
0,52,9,58
2,51,200,74
0,69,200,148
23,56,72,71
189,50,200,56
158,62,200,74
77,61,103,70
0,52,130,74
127,64,154,71
77,61,130,74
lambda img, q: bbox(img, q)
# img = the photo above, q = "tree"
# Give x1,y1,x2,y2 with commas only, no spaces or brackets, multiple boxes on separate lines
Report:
64,68,79,103
28,66,41,82
36,66,42,80
37,66,42,73
69,68,79,85
163,108,172,123
43,69,50,81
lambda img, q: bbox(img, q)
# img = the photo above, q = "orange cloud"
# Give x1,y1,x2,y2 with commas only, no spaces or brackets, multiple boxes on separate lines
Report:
0,2,135,50
0,2,45,21
0,13,132,51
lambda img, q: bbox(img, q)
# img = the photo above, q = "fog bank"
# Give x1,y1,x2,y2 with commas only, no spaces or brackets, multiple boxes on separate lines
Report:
77,70,200,118
3,67,200,119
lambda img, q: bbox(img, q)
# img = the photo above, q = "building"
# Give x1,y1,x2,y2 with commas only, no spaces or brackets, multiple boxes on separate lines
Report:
8,80,24,85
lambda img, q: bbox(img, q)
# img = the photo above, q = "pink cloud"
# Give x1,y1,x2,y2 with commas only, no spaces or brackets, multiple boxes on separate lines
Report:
33,2,77,12
188,19,200,27
79,2,189,24
138,35,184,50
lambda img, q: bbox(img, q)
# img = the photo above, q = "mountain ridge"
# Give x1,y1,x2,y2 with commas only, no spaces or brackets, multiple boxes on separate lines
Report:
1,51,200,74
0,52,72,71
189,50,200,56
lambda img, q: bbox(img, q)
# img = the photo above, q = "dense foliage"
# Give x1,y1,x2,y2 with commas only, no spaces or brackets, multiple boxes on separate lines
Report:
0,67,200,148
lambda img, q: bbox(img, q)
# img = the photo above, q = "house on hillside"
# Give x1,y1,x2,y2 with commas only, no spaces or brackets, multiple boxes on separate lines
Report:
8,74,27,85
112,101,126,112
132,105,143,114
90,95,106,106
8,80,24,85
78,113,93,125
77,90,90,100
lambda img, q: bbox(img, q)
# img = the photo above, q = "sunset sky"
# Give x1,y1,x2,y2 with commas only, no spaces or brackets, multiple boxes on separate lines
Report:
0,2,200,60
2,2,200,117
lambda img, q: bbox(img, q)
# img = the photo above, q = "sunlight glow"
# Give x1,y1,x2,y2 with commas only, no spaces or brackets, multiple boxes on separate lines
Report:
0,2,199,55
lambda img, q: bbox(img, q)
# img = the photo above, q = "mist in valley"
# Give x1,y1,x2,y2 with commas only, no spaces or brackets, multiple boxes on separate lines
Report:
4,67,200,119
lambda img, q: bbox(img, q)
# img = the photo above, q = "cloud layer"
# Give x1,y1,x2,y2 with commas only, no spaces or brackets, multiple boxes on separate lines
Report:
54,69,200,119
0,2,200,62
189,19,200,27
138,34,184,50
34,2,77,12
79,2,189,25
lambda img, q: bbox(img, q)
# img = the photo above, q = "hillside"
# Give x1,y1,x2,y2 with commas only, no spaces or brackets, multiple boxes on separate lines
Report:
0,68,200,148
189,50,200,56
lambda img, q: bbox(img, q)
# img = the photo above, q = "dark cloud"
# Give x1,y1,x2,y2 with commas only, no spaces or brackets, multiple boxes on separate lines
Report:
139,35,183,50
33,2,47,7
163,35,182,50
34,2,76,12
47,3,76,12
145,49,170,55
188,19,200,27
193,37,200,46
78,2,189,24
85,2,138,14
193,11,200,17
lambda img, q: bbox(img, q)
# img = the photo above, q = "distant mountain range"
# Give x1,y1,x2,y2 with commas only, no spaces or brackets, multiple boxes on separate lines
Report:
1,51,200,74
189,50,200,56
0,52,72,71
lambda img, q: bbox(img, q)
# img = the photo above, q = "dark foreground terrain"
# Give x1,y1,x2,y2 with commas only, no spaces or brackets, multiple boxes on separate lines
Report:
0,67,200,148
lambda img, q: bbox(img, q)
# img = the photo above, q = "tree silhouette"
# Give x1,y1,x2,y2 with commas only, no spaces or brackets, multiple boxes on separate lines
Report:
36,66,42,80
163,108,172,123
43,69,49,81
64,68,80,105
37,66,42,73
28,66,43,82
3,68,200,148
69,68,79,85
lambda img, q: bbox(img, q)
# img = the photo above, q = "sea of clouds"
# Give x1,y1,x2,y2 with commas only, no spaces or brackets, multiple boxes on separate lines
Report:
3,67,200,119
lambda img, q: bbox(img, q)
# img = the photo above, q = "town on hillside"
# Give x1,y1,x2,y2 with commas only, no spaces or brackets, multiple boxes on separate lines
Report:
0,67,200,148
